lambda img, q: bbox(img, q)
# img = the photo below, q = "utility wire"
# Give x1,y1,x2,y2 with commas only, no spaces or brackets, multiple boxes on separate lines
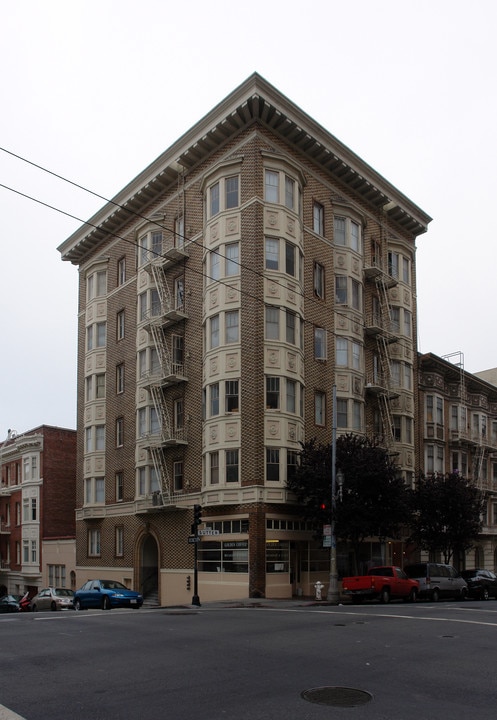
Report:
0,145,342,325
0,146,408,353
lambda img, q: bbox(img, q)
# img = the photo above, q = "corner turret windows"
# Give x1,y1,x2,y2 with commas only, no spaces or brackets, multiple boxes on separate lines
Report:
334,216,362,253
208,175,239,218
264,169,301,214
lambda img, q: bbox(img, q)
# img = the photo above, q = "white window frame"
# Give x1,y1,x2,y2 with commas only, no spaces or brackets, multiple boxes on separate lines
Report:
315,328,327,360
265,306,279,340
313,202,324,235
314,262,325,299
115,526,124,557
336,337,347,366
315,392,326,426
173,461,184,492
88,529,101,557
116,417,124,448
265,238,279,270
116,364,124,394
225,310,239,344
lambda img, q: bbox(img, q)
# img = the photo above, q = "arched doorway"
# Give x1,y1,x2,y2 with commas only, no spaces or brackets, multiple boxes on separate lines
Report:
473,546,484,568
139,533,159,605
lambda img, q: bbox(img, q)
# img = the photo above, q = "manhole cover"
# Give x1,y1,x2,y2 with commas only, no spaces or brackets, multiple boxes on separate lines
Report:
302,686,373,707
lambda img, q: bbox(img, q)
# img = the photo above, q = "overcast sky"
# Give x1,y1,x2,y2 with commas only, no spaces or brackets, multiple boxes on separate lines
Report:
1,0,495,437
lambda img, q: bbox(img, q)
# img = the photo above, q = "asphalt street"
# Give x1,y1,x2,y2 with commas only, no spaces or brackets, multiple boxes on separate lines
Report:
1,599,497,719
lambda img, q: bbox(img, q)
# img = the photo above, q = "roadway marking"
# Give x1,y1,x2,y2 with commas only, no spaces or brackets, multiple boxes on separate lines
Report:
0,704,27,720
253,606,497,628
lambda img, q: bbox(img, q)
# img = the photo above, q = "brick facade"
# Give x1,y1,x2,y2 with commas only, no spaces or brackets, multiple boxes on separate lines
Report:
59,74,431,602
0,425,76,596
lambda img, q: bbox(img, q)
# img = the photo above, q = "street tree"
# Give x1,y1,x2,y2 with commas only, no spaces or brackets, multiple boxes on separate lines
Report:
287,434,412,571
409,472,484,565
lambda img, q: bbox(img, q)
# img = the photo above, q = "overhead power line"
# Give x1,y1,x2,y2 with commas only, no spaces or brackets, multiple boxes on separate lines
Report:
0,146,406,351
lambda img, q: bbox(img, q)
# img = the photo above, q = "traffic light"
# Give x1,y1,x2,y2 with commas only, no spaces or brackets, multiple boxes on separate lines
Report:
193,504,202,526
320,502,327,511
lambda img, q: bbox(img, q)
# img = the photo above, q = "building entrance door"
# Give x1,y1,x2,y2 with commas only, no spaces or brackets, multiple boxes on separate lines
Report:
140,534,159,605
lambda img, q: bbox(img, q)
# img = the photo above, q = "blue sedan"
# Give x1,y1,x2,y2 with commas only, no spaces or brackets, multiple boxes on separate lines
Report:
74,580,143,610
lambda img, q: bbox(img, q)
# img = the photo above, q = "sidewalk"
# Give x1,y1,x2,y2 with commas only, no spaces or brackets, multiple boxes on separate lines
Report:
181,596,345,610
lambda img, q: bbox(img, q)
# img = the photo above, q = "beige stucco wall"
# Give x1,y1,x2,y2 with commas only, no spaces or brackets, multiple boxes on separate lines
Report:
42,539,76,588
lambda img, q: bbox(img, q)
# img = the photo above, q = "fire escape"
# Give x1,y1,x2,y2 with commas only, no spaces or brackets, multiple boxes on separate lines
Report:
140,231,189,505
363,259,399,449
443,351,497,490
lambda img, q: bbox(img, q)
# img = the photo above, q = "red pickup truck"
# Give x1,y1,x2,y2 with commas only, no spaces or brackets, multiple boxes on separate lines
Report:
341,566,419,604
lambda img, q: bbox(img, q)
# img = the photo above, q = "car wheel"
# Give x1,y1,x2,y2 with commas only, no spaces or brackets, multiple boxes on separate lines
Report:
481,587,489,601
408,588,417,603
74,599,83,611
51,601,57,611
32,604,37,612
103,596,111,610
380,588,390,604
460,587,468,600
431,588,440,602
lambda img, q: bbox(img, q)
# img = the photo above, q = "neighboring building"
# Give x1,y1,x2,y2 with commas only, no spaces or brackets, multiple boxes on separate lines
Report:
474,367,497,387
0,426,77,597
417,352,497,567
58,73,431,602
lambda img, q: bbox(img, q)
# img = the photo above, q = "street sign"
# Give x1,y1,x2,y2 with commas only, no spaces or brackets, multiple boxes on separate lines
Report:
322,536,331,548
188,535,200,543
323,524,331,536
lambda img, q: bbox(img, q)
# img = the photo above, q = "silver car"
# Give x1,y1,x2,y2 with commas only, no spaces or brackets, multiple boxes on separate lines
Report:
403,563,468,601
30,587,75,611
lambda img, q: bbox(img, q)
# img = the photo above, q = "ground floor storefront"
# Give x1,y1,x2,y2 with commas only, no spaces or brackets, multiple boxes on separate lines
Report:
75,508,497,606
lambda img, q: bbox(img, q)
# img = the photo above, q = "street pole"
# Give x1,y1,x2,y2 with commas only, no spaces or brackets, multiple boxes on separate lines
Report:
327,385,340,604
192,537,200,607
191,504,201,606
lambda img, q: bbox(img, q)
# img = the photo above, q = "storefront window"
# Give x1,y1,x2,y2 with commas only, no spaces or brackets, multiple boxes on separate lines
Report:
198,540,248,573
266,540,289,573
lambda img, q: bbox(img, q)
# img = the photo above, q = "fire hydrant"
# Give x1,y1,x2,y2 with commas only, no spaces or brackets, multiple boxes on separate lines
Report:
314,581,325,601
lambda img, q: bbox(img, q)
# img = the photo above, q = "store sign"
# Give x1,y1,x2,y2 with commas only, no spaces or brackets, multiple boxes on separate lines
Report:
198,529,220,536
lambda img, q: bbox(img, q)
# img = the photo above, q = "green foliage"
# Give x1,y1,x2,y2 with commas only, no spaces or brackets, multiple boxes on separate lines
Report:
409,472,484,564
287,434,412,552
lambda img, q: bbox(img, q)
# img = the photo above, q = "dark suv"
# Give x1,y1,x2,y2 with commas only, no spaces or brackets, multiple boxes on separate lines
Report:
460,569,497,600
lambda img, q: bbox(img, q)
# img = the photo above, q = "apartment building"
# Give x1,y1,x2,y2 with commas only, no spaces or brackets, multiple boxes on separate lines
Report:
417,352,497,568
0,426,76,597
58,73,431,602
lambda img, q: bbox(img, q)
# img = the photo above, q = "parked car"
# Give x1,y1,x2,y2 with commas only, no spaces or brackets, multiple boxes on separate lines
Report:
404,562,468,601
460,569,497,600
74,580,143,610
341,566,419,603
30,587,75,611
0,595,21,613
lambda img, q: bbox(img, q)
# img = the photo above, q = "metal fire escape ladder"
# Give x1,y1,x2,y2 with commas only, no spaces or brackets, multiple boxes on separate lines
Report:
149,323,172,379
375,275,397,448
148,442,173,504
146,383,175,502
473,444,486,488
376,335,395,447
150,263,174,314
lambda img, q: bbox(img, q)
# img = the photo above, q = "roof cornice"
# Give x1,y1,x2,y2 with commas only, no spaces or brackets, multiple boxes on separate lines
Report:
59,72,431,264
